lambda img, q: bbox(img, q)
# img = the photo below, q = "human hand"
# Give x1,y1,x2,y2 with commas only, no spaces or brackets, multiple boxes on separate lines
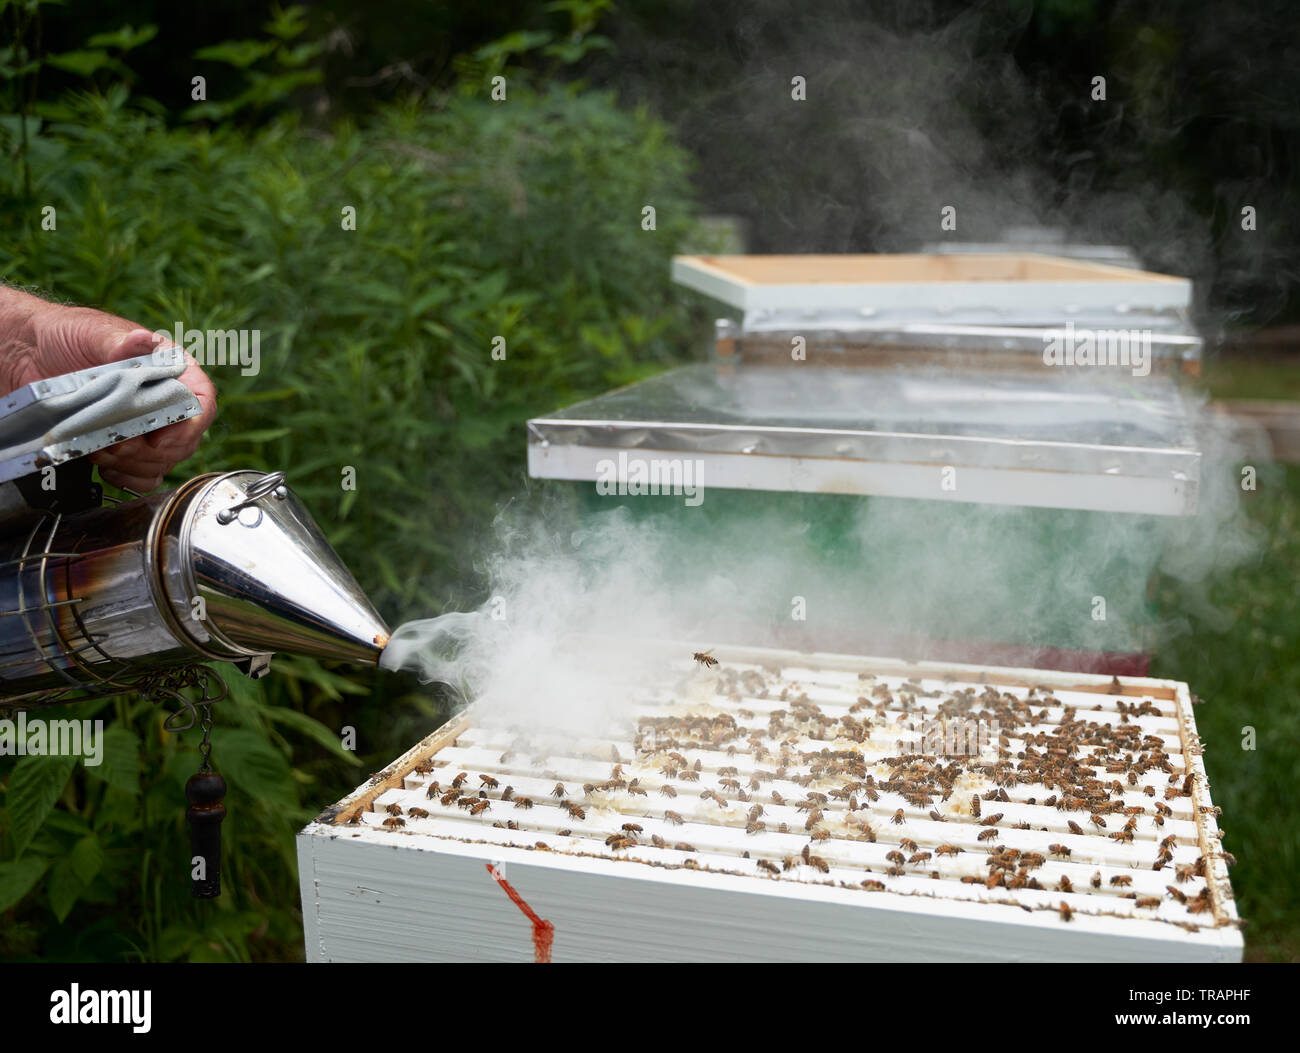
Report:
0,289,216,492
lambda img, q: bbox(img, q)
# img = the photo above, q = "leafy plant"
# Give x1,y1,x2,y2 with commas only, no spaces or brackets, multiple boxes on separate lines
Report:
0,8,701,961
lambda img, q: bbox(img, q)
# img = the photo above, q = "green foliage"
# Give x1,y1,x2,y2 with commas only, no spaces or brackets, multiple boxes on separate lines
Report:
1152,463,1300,962
0,14,699,960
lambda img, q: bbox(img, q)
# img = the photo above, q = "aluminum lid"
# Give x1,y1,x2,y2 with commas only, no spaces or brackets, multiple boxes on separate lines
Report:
527,365,1202,516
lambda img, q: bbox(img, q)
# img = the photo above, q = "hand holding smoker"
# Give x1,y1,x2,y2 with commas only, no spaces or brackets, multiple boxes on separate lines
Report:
0,348,390,895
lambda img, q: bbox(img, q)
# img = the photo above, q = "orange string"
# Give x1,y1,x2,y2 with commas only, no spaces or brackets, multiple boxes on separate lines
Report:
485,864,555,962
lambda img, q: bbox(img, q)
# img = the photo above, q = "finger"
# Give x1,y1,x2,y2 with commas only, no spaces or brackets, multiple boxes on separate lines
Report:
102,326,169,363
146,355,216,449
92,441,173,477
97,465,164,493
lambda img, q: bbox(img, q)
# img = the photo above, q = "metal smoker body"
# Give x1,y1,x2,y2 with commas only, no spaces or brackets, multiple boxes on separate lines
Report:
0,351,388,713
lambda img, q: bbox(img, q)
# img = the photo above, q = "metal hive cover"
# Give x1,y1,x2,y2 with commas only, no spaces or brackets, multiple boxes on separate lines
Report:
526,365,1202,516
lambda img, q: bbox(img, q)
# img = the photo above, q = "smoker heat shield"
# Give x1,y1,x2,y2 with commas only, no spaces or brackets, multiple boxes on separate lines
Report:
526,365,1201,516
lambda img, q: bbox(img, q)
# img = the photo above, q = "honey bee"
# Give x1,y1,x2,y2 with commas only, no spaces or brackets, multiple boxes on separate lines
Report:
977,829,998,842
1059,901,1073,922
513,797,534,809
383,817,405,829
908,852,932,865
935,845,960,857
770,791,786,806
1136,897,1161,909
407,807,429,819
673,842,697,853
1067,820,1084,835
808,855,830,874
971,795,981,819
563,802,586,821
1109,875,1132,888
469,800,491,816
456,796,476,810
1089,813,1107,829
808,827,831,841
757,860,780,875
747,820,767,835
899,838,918,854
891,809,905,825
551,783,566,799
664,810,685,826
693,650,719,668
1091,872,1102,889
425,782,441,800
979,814,1003,827
660,785,678,799
479,775,499,789
501,786,515,802
622,823,643,835
385,804,403,816
606,834,634,851
651,834,667,848
346,811,366,825
929,810,946,823
451,772,469,789
1058,876,1073,893
413,760,434,775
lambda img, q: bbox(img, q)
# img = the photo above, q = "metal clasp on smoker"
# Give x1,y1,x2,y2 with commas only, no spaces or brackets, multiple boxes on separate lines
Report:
216,471,288,524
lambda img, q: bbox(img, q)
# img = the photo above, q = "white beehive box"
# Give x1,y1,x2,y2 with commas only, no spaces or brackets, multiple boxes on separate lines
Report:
671,253,1192,323
298,645,1242,962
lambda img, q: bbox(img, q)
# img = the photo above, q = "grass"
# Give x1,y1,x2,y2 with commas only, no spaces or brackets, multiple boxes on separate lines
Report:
1150,355,1300,960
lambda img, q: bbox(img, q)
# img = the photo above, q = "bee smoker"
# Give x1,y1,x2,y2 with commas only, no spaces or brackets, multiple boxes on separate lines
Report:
0,349,390,896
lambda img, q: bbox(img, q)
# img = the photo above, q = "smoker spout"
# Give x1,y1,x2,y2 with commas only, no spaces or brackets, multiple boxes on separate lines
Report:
157,471,391,667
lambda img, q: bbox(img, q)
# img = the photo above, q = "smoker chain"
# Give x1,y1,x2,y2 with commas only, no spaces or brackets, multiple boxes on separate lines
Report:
130,664,229,740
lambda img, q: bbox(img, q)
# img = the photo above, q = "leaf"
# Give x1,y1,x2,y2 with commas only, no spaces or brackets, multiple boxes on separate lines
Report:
208,728,295,808
86,25,159,52
85,726,140,795
0,858,47,914
194,40,277,69
43,49,113,76
264,707,359,761
6,753,78,858
48,834,105,922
